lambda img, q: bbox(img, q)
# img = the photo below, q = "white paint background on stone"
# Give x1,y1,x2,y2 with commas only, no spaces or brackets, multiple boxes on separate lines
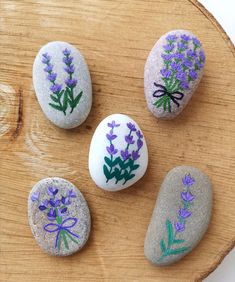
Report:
89,114,148,191
33,41,92,129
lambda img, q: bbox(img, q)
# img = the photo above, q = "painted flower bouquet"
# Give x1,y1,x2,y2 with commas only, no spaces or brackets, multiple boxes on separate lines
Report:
158,174,196,262
103,121,144,185
42,48,83,115
153,34,205,112
31,187,80,251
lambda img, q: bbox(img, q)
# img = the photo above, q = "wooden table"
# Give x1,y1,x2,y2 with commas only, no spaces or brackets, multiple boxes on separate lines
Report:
0,0,235,281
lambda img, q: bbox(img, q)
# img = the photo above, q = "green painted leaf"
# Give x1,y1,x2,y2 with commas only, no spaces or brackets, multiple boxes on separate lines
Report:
104,156,112,167
50,95,59,103
112,156,121,166
166,220,174,247
127,174,135,180
114,167,124,181
168,246,189,255
62,91,68,112
131,164,139,170
119,159,131,170
73,91,83,107
57,89,64,99
173,239,185,244
154,97,164,108
66,87,73,101
103,164,111,179
160,239,166,252
49,103,63,111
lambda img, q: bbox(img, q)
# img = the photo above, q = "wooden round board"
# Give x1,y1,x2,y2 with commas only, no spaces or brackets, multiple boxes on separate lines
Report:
0,0,235,281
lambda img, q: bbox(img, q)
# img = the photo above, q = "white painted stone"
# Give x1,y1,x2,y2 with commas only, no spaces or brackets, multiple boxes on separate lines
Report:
89,114,148,191
33,41,92,129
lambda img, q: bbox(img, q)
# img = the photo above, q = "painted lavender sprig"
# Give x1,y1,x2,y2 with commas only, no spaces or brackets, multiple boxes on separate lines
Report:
103,121,144,185
153,34,205,113
158,174,196,262
41,48,83,115
31,187,80,251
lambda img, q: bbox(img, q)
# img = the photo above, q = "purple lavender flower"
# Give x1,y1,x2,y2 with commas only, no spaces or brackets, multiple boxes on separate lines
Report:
106,144,118,155
106,133,117,141
180,81,189,90
161,54,173,61
64,65,75,74
199,50,205,62
42,53,51,64
182,174,195,187
127,122,136,131
176,70,186,82
177,42,187,51
195,59,203,70
192,37,201,46
132,150,140,161
50,84,62,94
160,69,172,79
63,48,71,56
170,62,182,72
166,34,177,42
174,52,185,61
187,49,197,58
181,34,190,42
181,191,195,202
47,186,59,196
179,208,192,218
59,207,68,214
67,190,76,198
61,196,71,205
44,64,53,73
189,70,198,80
63,56,73,65
49,198,60,207
163,44,175,52
31,191,40,202
174,221,185,232
108,120,120,128
47,208,56,221
121,149,131,161
136,130,143,139
182,59,193,68
65,78,77,88
47,73,57,82
39,204,47,211
125,135,135,145
137,138,143,149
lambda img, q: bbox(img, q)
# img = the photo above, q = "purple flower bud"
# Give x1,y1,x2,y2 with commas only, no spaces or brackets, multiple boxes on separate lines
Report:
50,84,62,94
136,130,143,139
107,120,120,128
160,68,172,79
63,56,73,65
182,59,193,68
182,174,195,187
38,205,47,211
174,53,185,61
65,78,77,88
61,196,71,205
47,186,59,196
42,53,51,63
199,50,205,62
177,42,187,51
174,221,185,232
121,149,131,161
179,208,192,218
67,190,76,198
180,81,189,90
60,207,68,214
189,70,198,80
64,65,75,74
106,133,117,141
161,54,173,61
125,135,135,145
181,34,190,42
47,208,56,221
127,122,136,131
106,144,118,155
181,191,195,202
31,191,40,202
163,44,174,52
176,70,186,82
49,198,60,207
132,150,140,161
187,49,197,58
44,64,53,73
137,138,143,149
192,37,201,46
47,73,57,82
166,34,177,42
170,62,182,72
195,59,203,70
63,48,71,56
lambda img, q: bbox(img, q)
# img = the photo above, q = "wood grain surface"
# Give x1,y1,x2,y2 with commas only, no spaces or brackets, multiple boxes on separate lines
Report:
0,0,235,281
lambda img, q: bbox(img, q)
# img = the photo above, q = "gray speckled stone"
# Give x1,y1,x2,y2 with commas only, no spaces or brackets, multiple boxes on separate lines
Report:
144,30,205,119
33,41,92,129
144,166,212,266
28,177,91,256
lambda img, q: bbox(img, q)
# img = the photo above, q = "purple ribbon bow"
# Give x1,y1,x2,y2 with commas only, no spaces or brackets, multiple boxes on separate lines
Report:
153,83,184,107
44,217,80,248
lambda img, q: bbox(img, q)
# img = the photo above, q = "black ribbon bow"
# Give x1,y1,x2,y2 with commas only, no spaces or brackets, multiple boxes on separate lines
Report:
153,83,184,107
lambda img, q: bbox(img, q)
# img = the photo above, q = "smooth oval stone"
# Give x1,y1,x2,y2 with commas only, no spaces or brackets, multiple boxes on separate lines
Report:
89,114,148,191
144,30,205,119
33,41,92,129
28,177,91,256
144,166,212,265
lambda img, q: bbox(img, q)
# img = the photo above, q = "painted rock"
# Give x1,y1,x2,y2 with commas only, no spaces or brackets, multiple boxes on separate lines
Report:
144,166,212,265
89,114,148,191
144,30,205,119
28,177,91,256
33,41,92,129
